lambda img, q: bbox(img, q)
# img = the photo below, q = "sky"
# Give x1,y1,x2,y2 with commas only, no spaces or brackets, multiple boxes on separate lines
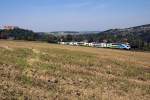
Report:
0,0,150,32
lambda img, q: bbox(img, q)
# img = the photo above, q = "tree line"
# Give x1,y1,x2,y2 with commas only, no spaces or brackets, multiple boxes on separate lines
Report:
0,27,150,51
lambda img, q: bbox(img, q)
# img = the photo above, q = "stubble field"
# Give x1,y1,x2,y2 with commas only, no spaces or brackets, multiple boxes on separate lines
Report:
0,40,150,100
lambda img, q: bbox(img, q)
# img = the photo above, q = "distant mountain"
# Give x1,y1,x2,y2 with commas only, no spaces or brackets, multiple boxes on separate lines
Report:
44,31,101,35
49,31,79,35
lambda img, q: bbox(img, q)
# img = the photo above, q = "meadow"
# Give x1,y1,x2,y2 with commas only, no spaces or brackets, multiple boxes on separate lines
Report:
0,40,150,100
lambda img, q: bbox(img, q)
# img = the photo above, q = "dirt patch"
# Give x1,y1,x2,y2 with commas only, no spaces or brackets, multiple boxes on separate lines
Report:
143,67,150,73
0,46,13,51
27,57,40,65
32,49,40,54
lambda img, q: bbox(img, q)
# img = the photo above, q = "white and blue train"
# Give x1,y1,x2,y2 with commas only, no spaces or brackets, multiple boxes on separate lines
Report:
107,43,131,50
59,42,131,50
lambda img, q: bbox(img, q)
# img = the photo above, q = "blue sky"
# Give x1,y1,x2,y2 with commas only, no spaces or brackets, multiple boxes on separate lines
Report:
0,0,150,32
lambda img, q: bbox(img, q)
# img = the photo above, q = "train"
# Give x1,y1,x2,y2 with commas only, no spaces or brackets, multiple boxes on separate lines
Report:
59,42,131,50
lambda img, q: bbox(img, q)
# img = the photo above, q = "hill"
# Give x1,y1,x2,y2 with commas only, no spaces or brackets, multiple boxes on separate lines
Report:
100,24,150,49
48,31,100,35
0,24,150,50
0,40,150,100
102,24,150,34
74,24,150,50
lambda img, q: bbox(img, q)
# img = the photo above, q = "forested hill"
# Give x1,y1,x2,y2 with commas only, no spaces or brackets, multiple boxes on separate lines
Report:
0,24,150,50
93,24,150,42
102,24,150,34
74,24,150,50
100,24,150,42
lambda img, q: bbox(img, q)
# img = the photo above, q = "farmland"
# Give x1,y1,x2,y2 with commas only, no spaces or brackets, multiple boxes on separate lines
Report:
0,40,150,100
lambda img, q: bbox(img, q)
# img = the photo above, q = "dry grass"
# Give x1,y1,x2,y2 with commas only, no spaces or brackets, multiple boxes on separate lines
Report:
0,40,150,100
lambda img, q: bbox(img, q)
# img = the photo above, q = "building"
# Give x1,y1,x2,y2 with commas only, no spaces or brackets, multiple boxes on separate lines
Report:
3,26,19,30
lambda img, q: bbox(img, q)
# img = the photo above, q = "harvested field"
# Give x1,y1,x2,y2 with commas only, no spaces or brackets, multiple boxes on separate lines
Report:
0,40,150,100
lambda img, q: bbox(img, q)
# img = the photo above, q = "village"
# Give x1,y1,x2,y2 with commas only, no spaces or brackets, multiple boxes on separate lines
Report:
58,42,131,50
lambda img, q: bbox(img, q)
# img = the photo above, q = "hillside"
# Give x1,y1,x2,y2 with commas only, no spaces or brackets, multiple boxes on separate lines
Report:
0,24,150,50
74,24,150,50
0,40,150,100
99,24,150,43
102,24,150,34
